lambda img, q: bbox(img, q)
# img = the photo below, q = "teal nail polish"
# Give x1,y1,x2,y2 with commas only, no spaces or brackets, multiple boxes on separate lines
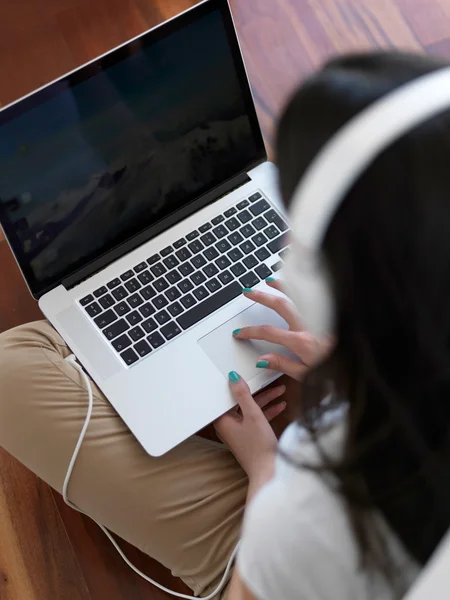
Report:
232,328,242,336
242,287,253,294
266,276,277,283
228,371,240,383
256,360,269,369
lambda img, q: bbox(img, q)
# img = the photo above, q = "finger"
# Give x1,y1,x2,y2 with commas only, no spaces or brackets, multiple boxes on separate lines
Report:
228,371,259,416
256,353,308,380
233,324,299,352
242,286,301,330
254,384,286,409
263,401,287,422
265,277,284,293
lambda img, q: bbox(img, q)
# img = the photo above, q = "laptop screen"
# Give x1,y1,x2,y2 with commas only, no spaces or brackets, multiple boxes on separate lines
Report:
0,0,265,298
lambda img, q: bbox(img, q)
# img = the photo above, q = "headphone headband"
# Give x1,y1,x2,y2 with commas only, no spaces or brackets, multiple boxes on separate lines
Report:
289,66,450,250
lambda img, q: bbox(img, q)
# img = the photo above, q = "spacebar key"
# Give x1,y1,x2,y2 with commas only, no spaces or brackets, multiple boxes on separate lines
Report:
177,282,241,330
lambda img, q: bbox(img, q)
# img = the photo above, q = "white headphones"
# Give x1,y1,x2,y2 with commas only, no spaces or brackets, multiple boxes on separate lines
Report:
284,66,450,337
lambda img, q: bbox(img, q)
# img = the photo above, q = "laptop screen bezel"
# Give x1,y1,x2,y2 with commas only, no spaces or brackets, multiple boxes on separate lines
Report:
0,0,267,299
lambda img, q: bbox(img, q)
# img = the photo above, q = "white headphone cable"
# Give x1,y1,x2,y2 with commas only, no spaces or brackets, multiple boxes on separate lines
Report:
63,354,239,599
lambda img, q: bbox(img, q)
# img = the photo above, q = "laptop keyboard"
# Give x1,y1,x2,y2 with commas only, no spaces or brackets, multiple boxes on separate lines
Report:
79,192,290,366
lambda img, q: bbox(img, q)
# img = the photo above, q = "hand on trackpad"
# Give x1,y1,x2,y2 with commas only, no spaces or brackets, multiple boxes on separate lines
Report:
198,302,294,382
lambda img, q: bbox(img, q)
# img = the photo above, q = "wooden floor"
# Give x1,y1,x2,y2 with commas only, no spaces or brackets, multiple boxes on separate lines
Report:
1,0,450,598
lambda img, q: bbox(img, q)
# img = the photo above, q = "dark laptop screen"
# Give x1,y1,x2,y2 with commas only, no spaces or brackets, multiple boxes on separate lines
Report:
0,1,265,297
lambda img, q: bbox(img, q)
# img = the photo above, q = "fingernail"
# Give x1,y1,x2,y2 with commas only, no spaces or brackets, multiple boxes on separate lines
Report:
266,277,276,282
232,328,242,336
242,287,253,294
256,360,269,369
228,371,240,383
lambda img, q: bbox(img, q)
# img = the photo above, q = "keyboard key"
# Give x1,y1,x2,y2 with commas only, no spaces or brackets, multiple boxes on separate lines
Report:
80,294,94,306
255,247,270,262
112,334,132,352
134,262,147,273
243,255,258,269
129,325,145,341
104,319,129,340
126,310,143,326
174,238,186,249
252,216,267,230
228,248,243,262
237,199,249,210
140,285,156,301
186,230,199,241
139,303,155,318
148,332,165,349
178,279,194,293
216,239,231,253
165,287,181,302
216,256,231,270
177,282,241,330
128,293,144,308
181,293,197,309
163,255,179,270
265,209,289,232
237,210,252,224
279,248,290,260
241,224,256,238
155,310,171,325
224,207,237,218
168,302,184,317
191,271,206,285
249,192,262,202
142,318,158,334
268,232,289,254
167,270,182,284
152,295,168,310
199,222,211,233
121,348,139,366
154,277,169,293
264,225,280,240
228,232,243,246
218,270,233,285
150,263,166,277
252,232,267,247
161,322,182,341
99,294,115,309
272,260,283,272
94,286,108,298
188,240,204,254
115,301,131,317
125,278,141,293
203,264,219,278
240,240,256,255
147,254,160,265
179,263,194,277
134,339,152,357
200,232,216,246
231,262,246,277
192,255,207,269
250,199,270,216
138,270,153,285
206,278,221,293
160,246,173,257
240,272,259,288
211,215,224,225
112,286,128,301
107,279,121,290
255,264,272,279
176,247,192,262
85,302,102,318
225,217,240,231
94,309,117,329
120,270,134,281
193,286,209,301
204,247,219,261
213,224,228,239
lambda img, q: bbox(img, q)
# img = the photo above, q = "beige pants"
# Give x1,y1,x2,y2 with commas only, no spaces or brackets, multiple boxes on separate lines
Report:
0,321,247,597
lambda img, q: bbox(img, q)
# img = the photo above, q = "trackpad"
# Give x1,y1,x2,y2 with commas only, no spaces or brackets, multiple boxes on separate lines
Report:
198,303,295,381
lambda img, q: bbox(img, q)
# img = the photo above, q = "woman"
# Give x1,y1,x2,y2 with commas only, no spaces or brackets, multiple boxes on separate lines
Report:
1,51,449,599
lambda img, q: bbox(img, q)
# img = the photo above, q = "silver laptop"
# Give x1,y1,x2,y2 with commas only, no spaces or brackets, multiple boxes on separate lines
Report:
0,0,291,455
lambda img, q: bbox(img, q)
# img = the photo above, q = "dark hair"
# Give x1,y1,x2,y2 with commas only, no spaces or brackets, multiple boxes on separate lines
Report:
276,51,450,589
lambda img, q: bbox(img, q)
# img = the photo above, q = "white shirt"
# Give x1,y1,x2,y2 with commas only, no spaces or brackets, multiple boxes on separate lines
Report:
238,412,419,600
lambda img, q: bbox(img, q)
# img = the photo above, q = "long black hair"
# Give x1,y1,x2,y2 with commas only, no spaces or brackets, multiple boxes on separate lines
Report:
276,51,450,587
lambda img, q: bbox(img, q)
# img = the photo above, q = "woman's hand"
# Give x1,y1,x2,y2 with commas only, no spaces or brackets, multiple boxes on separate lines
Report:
214,372,286,483
233,278,332,380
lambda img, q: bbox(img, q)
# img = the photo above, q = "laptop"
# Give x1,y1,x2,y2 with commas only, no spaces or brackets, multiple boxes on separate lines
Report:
0,0,292,455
